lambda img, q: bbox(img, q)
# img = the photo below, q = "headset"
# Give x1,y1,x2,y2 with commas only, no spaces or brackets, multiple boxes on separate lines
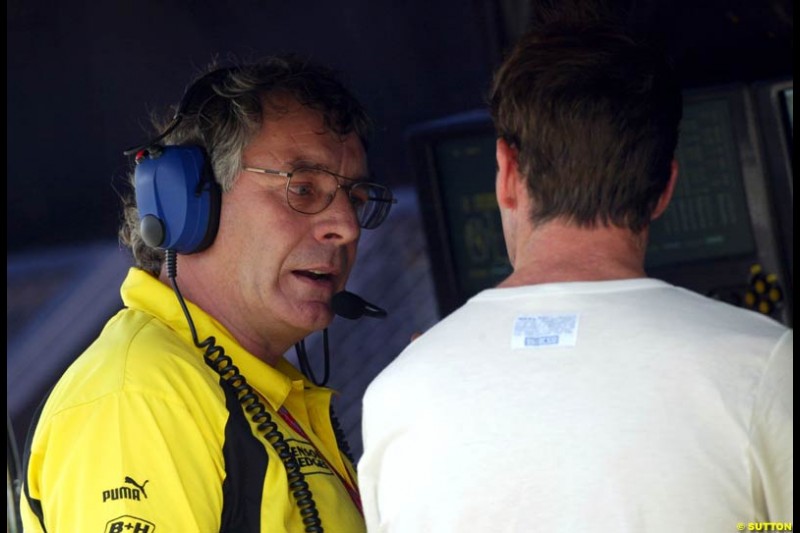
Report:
124,69,232,254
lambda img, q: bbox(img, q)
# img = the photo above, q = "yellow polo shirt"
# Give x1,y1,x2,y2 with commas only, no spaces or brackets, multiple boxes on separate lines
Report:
21,267,364,532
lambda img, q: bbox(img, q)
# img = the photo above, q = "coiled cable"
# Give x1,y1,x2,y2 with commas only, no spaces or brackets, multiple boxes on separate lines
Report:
165,250,323,532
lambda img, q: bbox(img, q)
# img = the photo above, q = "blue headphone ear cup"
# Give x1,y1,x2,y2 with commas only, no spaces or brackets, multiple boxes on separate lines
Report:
134,146,220,254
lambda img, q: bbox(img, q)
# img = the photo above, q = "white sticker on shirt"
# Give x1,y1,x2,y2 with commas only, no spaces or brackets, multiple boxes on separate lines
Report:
511,314,579,349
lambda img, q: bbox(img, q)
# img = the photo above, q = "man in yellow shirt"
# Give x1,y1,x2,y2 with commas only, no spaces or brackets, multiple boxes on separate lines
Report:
21,56,395,532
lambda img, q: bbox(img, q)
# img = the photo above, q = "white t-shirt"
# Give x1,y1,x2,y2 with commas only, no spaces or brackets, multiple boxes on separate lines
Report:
359,279,793,532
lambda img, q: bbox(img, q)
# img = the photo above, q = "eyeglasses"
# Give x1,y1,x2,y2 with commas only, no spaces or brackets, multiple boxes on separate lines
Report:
242,166,397,229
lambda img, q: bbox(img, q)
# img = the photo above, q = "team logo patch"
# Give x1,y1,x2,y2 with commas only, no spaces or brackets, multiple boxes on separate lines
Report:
104,515,156,532
102,476,149,503
287,438,333,476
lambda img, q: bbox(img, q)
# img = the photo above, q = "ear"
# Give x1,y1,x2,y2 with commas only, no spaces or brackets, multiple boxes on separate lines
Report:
651,159,678,220
496,138,521,210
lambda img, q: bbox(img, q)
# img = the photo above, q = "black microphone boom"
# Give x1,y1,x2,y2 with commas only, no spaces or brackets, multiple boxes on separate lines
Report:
331,291,388,320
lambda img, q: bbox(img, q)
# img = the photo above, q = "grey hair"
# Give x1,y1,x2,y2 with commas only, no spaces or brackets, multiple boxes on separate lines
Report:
118,56,372,274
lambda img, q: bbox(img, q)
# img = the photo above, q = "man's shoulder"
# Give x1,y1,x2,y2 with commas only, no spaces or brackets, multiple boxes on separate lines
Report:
45,308,217,415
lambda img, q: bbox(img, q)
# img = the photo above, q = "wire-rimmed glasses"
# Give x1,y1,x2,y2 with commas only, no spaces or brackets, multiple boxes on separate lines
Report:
243,166,397,229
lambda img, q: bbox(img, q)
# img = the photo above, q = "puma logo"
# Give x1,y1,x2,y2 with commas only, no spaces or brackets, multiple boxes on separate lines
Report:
124,476,149,498
102,476,150,503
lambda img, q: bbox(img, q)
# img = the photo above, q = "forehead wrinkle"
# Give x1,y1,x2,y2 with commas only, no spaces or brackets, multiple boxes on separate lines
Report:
282,132,367,180
254,98,367,178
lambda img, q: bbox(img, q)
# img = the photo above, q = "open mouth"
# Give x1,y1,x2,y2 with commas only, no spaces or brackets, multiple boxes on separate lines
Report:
294,270,334,282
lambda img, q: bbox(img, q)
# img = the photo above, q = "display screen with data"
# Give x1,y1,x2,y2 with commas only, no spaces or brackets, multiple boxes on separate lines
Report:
645,98,757,268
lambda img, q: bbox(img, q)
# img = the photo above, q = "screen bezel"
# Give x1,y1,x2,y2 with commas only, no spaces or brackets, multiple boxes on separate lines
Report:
753,78,793,295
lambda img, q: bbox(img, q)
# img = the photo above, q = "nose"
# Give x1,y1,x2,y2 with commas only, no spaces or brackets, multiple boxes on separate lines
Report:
312,188,360,243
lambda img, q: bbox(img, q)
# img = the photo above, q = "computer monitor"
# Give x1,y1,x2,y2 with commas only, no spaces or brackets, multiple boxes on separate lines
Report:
408,84,793,325
407,109,508,317
646,84,792,325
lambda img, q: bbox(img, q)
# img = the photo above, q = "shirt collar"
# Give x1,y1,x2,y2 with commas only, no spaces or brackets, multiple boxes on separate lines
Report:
120,267,307,410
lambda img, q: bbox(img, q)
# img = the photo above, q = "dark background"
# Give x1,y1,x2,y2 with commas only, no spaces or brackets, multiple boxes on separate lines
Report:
7,0,793,253
4,3,794,521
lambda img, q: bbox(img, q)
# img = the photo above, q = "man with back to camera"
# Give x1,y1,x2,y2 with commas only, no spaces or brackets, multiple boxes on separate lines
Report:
359,24,792,532
20,56,396,532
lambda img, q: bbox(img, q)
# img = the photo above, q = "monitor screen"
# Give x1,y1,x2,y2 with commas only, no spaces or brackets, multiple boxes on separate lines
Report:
407,110,510,316
639,84,790,324
432,134,511,299
645,97,757,268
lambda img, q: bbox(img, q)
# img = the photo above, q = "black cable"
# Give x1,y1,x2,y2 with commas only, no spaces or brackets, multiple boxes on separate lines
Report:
294,329,331,387
329,405,355,465
165,250,323,532
296,336,353,463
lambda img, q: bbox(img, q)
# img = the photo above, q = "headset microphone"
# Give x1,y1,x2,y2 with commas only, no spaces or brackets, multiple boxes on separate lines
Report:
331,291,388,320
296,291,385,388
